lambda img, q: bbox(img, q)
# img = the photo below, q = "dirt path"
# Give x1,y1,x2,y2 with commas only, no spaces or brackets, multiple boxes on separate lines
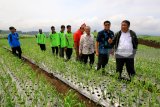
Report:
138,38,160,48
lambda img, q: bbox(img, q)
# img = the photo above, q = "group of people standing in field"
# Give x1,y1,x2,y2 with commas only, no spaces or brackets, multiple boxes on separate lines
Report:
36,25,74,60
8,20,138,80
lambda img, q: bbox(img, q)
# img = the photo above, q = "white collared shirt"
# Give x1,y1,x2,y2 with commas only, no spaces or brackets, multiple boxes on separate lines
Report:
116,30,133,57
79,33,95,54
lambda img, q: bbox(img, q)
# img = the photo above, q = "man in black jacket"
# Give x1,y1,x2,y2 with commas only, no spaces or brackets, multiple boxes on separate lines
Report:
109,20,138,79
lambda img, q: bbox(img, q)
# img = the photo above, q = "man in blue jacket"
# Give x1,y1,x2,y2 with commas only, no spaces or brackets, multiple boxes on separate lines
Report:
95,21,114,75
8,27,22,59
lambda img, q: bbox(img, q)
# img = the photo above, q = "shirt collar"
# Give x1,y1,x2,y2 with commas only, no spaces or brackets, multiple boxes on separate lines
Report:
85,33,91,37
11,32,15,35
121,30,130,33
104,29,110,33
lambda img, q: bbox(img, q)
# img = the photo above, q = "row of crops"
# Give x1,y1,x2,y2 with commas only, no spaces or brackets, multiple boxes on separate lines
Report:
0,34,8,38
138,36,160,43
0,48,85,107
0,37,160,107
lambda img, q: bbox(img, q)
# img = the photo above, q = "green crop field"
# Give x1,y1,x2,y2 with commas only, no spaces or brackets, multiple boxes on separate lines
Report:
0,34,35,39
0,37,160,107
0,42,85,107
0,34,8,38
138,35,160,43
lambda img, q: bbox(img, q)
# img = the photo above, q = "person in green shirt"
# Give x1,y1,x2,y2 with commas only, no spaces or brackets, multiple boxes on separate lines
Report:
49,26,60,55
37,29,46,51
59,25,66,58
65,25,74,60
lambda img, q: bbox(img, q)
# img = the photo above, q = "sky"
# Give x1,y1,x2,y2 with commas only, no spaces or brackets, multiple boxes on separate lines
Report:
0,0,160,35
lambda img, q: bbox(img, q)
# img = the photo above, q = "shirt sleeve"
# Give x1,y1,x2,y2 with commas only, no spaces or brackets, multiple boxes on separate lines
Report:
17,33,19,38
110,31,114,39
43,34,46,44
112,32,114,37
15,33,19,40
74,32,78,43
58,34,60,46
79,35,84,53
64,34,67,47
8,34,13,47
93,36,95,51
58,33,61,45
96,32,101,42
65,34,68,47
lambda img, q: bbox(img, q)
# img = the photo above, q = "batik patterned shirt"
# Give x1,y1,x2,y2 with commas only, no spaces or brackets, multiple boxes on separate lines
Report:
79,33,95,54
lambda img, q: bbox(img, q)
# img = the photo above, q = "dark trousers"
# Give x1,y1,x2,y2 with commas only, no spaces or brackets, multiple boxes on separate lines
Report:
79,55,83,62
66,48,73,60
59,48,65,58
12,46,22,59
40,44,46,51
52,47,58,55
75,48,83,62
116,56,135,77
97,54,109,70
82,53,94,66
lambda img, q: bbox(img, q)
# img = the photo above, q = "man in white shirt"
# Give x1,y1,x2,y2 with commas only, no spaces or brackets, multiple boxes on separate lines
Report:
79,26,95,67
109,20,138,80
116,30,133,57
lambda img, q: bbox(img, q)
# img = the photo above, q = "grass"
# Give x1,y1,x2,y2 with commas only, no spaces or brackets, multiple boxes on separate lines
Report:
0,47,85,107
0,34,35,39
0,37,160,106
138,35,160,43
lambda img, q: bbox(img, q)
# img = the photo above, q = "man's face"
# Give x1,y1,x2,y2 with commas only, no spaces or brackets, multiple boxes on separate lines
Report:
85,27,90,35
51,28,55,32
104,23,110,31
61,27,65,32
14,29,16,32
67,27,71,32
121,22,129,32
80,27,85,33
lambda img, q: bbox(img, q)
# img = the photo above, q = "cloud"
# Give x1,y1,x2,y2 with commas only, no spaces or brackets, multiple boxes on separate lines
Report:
132,16,160,35
0,0,160,35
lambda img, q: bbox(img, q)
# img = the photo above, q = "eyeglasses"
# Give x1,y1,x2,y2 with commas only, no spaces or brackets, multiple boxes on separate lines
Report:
104,24,110,26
